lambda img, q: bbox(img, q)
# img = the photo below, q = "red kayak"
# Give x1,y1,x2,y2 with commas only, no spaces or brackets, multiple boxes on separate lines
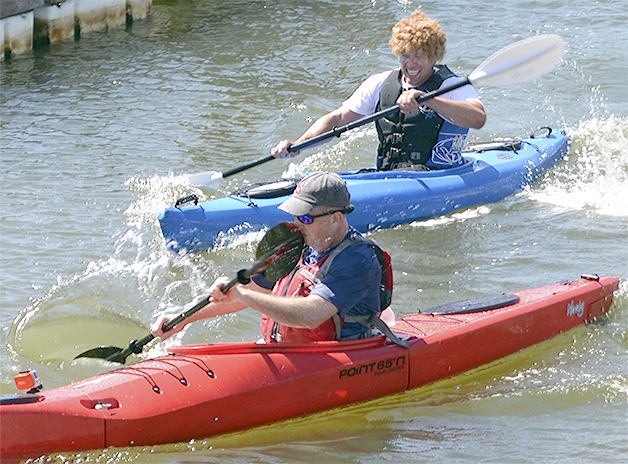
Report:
0,275,619,460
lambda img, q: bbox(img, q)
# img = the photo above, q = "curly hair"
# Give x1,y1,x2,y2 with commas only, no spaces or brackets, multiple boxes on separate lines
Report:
389,10,447,62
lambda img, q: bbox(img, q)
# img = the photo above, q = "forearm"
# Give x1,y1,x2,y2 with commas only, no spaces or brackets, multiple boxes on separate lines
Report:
153,280,271,339
234,286,338,329
294,108,362,144
186,299,248,323
172,281,265,326
294,114,341,144
272,108,362,158
425,98,486,129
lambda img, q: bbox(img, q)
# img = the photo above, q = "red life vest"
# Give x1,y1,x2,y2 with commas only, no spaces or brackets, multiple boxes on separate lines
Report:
259,252,339,343
260,234,407,347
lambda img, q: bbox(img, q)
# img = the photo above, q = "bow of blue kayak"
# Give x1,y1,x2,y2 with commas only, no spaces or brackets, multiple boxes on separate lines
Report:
159,128,569,253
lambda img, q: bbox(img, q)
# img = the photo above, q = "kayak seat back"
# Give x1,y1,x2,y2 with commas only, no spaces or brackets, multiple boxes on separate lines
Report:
233,178,302,199
465,138,523,153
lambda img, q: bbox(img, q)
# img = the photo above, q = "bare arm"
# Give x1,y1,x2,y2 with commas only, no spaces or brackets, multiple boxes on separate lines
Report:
151,278,271,339
271,107,363,158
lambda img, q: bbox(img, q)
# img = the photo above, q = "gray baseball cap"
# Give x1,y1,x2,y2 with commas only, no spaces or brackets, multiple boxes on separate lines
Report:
278,172,353,216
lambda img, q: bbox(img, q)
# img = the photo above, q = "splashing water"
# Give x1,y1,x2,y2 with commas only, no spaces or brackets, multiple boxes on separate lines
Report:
9,265,149,362
124,173,210,230
409,205,493,228
284,126,376,178
528,116,628,217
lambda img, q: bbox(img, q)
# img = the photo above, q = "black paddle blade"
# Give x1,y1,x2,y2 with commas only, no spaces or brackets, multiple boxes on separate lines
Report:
74,345,124,362
255,222,304,282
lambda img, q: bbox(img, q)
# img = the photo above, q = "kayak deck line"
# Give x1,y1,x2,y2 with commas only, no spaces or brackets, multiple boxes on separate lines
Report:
159,129,570,254
0,275,618,460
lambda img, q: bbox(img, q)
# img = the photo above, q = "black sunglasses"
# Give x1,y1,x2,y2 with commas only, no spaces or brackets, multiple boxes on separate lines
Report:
296,207,353,225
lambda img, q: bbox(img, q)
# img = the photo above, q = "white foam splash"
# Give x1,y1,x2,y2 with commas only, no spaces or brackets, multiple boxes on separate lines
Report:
528,116,628,217
124,173,210,229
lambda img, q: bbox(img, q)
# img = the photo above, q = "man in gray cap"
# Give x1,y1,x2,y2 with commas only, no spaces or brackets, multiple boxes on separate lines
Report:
276,171,355,255
152,172,386,344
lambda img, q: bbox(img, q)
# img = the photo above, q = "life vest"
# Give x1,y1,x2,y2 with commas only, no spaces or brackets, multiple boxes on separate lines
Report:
260,234,408,348
375,65,469,170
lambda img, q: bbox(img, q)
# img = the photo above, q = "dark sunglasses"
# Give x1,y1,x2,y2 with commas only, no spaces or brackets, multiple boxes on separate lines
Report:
296,207,352,225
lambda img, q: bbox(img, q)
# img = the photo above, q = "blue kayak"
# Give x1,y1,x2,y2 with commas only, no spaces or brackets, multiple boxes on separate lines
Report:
159,128,569,253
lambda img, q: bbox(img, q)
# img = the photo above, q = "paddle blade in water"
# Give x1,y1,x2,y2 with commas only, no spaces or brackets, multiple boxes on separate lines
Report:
75,345,124,361
469,34,564,87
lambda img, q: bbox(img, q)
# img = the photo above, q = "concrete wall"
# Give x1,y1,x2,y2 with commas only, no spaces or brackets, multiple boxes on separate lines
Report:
1,0,44,19
1,0,152,59
3,9,33,56
34,0,75,45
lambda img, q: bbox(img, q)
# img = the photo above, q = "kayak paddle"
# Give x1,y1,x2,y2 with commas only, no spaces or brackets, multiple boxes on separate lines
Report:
75,222,304,364
180,34,564,187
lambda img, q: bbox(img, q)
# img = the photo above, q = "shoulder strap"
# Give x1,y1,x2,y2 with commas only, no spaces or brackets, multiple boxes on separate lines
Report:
314,239,354,282
419,64,457,92
314,233,383,284
377,68,404,114
318,234,407,348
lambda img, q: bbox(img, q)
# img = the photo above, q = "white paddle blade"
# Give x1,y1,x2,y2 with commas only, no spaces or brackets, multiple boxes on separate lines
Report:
179,170,224,187
469,34,564,87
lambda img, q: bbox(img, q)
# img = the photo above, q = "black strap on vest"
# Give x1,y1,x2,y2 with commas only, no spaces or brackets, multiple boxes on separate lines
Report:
375,65,456,170
342,312,409,348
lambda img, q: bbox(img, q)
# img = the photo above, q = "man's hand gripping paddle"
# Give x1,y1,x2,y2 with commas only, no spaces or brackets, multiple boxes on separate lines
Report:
74,223,304,364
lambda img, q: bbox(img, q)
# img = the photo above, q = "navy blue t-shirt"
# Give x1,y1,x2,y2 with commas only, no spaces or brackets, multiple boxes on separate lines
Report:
307,239,381,339
255,229,381,339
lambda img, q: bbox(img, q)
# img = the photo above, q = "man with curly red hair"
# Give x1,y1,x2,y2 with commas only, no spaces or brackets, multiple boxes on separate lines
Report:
272,10,486,171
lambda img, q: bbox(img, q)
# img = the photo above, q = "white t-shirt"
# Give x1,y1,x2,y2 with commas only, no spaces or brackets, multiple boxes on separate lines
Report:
342,68,482,123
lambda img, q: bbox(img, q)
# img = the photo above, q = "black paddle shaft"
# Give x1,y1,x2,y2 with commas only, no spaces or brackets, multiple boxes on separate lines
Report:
221,155,275,179
290,77,472,153
75,224,304,364
218,77,471,180
123,294,211,357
